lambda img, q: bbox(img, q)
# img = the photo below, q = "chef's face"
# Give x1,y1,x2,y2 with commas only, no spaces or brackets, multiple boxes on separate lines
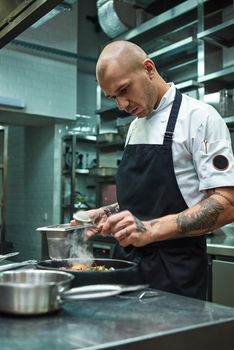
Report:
98,59,156,118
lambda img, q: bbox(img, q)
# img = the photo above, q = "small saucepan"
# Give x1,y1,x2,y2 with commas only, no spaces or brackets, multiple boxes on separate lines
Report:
0,270,74,315
0,270,148,315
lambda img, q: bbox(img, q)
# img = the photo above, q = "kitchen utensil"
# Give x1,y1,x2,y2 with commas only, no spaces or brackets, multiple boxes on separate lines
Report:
0,260,37,272
0,252,19,262
0,270,148,315
36,258,141,287
73,210,96,224
61,283,149,300
37,224,93,260
97,133,122,144
0,270,74,315
37,223,91,232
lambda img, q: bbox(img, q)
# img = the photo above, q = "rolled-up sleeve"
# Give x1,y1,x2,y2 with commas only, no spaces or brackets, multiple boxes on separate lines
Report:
192,112,234,191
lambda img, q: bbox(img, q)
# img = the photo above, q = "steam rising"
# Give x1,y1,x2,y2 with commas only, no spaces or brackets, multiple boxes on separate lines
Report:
68,229,94,264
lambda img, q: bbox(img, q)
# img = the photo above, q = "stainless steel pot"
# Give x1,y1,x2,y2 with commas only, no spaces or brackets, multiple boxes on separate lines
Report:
0,270,74,315
0,270,148,315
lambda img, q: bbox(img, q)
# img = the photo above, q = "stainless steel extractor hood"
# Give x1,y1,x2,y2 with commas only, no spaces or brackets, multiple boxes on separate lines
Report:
0,0,64,49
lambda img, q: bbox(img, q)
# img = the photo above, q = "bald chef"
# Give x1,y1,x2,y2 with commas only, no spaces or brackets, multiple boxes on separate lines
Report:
72,41,234,300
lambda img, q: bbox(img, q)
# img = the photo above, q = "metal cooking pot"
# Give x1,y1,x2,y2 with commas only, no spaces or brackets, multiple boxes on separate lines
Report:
0,270,74,315
0,270,147,315
36,258,140,287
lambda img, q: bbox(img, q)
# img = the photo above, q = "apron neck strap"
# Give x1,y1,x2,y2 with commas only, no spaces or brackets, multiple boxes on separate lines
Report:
163,89,182,146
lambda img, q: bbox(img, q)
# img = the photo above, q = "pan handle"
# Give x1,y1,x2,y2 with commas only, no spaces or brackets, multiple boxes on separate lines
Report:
0,260,37,272
61,284,149,300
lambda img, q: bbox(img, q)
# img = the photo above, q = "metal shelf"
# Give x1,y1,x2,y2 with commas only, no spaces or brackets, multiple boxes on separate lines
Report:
223,116,234,127
63,168,90,175
119,0,197,42
149,36,196,64
176,80,203,92
198,66,234,93
75,169,90,175
61,134,97,223
63,134,96,143
199,66,234,83
96,142,124,151
197,19,234,48
96,107,128,120
165,58,197,74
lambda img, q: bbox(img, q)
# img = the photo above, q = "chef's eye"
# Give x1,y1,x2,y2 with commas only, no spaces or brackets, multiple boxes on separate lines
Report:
119,88,127,96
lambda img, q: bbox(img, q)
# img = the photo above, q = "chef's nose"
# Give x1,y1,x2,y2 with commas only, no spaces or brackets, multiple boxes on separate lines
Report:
116,96,129,111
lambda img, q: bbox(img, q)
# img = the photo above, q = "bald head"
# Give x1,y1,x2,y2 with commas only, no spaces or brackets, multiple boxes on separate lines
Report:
96,41,148,82
96,41,169,114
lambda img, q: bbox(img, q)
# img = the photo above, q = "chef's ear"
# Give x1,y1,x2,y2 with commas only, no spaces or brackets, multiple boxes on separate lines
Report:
143,58,155,78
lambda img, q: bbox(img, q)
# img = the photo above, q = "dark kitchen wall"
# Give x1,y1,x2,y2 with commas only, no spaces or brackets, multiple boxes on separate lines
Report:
6,124,63,260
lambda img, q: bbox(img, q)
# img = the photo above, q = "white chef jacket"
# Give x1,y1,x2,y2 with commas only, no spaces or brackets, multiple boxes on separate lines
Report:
126,83,234,208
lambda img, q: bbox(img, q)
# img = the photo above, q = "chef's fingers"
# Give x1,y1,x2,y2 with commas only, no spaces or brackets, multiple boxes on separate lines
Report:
100,211,134,234
113,222,152,247
113,225,134,241
115,229,141,247
70,219,78,225
84,226,99,238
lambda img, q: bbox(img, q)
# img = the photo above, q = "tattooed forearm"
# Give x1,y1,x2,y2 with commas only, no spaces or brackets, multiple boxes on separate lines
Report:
210,190,234,207
150,219,160,228
134,217,147,232
103,203,120,217
177,197,224,235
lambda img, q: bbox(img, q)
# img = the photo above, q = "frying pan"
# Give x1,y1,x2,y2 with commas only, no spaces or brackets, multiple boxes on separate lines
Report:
36,258,141,287
0,270,148,315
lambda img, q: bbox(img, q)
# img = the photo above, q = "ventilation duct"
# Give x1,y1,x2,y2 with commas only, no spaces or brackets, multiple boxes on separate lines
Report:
97,0,136,38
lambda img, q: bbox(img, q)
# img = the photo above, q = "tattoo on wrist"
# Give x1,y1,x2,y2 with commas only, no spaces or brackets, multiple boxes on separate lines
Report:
134,217,146,233
211,190,234,207
177,197,224,235
103,204,120,217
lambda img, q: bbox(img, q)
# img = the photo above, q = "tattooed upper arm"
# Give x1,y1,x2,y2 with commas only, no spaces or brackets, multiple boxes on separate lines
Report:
207,189,234,207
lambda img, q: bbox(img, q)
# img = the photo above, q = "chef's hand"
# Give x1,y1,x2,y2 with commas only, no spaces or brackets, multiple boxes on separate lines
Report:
70,208,107,238
99,210,152,247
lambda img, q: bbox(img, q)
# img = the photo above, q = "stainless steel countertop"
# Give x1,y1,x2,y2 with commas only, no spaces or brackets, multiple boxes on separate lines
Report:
207,225,234,257
0,287,233,350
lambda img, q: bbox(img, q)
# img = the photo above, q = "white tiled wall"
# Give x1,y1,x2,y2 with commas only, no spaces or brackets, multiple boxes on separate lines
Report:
0,0,78,119
0,48,76,119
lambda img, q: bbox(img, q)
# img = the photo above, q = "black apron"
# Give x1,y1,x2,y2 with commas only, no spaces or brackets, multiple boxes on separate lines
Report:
115,89,208,300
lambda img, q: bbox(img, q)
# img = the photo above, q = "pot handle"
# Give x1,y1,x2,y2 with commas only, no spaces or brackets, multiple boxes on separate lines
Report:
61,284,149,300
